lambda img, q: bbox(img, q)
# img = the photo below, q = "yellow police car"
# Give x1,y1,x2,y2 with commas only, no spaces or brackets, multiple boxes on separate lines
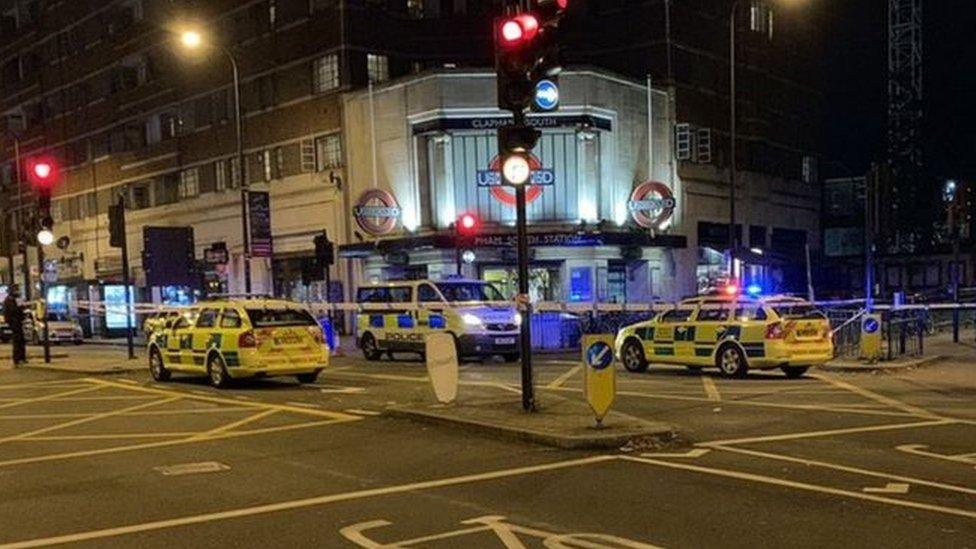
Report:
356,279,521,361
614,293,833,378
147,298,329,388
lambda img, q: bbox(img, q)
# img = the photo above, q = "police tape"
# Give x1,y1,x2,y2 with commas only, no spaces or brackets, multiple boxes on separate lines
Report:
63,298,976,317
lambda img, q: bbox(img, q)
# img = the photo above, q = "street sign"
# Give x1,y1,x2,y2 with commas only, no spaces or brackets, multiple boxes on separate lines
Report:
425,333,459,404
859,314,883,361
582,334,616,424
533,79,559,111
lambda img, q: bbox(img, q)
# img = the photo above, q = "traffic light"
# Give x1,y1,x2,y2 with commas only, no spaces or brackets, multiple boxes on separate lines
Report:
313,230,335,267
494,1,568,113
457,213,480,236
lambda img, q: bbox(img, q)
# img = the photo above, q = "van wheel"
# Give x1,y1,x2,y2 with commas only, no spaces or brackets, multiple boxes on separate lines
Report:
717,344,748,378
149,348,171,382
782,366,809,379
207,354,232,389
621,339,648,373
502,353,520,363
361,333,381,361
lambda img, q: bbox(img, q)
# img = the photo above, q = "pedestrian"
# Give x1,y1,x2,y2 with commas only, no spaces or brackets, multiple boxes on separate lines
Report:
2,285,26,366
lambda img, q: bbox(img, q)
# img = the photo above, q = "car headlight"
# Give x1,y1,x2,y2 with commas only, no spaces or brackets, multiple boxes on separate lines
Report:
462,314,483,327
513,313,523,326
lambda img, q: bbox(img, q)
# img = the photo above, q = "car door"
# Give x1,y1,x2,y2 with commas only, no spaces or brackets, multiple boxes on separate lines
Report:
692,301,733,365
190,308,221,369
650,307,695,363
165,309,198,371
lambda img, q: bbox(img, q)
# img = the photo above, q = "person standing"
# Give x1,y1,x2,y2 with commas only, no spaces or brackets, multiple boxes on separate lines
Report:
3,285,26,366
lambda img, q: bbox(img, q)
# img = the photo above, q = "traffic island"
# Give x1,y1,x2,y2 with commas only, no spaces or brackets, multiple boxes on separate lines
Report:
386,394,674,450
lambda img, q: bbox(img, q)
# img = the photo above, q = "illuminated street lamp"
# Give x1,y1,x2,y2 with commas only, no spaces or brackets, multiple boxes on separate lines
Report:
177,28,251,293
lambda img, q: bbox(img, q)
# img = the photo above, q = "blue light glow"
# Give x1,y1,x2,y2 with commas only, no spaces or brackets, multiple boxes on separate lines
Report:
746,284,763,296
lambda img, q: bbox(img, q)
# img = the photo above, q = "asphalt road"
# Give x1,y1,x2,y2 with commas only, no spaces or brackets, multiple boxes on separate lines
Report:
0,349,972,548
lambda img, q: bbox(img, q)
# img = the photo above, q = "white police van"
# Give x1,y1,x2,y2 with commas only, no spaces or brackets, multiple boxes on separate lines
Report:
356,279,521,362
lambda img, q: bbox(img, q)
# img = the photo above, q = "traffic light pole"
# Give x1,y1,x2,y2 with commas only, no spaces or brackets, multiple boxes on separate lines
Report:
513,112,535,413
114,197,135,360
36,243,50,364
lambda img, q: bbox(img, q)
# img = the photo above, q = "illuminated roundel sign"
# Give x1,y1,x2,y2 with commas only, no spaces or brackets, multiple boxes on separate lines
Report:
484,154,554,206
628,181,676,229
353,189,402,236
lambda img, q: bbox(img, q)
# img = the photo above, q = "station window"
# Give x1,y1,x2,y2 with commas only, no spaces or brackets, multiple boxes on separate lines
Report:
178,168,199,199
315,134,342,170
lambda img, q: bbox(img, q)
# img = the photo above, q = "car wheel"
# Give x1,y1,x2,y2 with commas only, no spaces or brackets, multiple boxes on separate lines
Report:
149,348,171,382
621,339,649,373
361,333,382,361
207,354,232,389
782,366,809,379
502,353,521,363
296,371,319,384
717,344,748,378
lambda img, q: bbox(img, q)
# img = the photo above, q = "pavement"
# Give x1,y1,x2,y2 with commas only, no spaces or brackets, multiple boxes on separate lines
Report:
823,332,975,372
0,344,972,547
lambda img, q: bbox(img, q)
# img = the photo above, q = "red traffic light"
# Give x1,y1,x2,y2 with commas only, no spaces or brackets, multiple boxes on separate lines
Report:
457,213,480,234
27,158,58,186
498,14,539,47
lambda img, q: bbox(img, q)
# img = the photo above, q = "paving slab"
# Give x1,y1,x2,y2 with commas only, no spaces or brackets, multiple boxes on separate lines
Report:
387,393,673,450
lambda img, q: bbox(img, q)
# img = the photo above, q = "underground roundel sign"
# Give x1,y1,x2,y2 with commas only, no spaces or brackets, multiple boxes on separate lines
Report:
353,189,401,236
628,181,676,229
477,154,555,207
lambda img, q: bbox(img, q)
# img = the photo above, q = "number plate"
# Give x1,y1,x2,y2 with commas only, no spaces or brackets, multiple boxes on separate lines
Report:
495,337,516,345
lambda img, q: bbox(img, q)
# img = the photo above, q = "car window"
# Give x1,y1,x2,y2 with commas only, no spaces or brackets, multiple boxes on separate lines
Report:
220,309,242,329
245,308,317,327
696,306,730,322
659,309,694,323
173,310,198,329
418,284,441,302
735,305,768,321
770,303,824,319
196,308,219,329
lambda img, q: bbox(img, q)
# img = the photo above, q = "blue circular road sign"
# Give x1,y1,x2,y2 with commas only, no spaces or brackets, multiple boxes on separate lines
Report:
534,79,560,111
586,341,614,371
863,317,880,334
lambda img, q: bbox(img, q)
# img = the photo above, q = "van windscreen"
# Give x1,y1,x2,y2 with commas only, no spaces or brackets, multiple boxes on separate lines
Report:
435,283,504,302
356,287,412,303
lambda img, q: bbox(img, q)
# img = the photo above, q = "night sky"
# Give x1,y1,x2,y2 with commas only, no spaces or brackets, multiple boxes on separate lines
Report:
823,0,976,181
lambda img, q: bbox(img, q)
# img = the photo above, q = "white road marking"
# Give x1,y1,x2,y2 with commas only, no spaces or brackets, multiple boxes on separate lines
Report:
896,444,976,467
319,386,367,395
640,449,711,459
863,482,910,494
709,444,976,496
701,376,721,402
0,455,616,548
153,462,230,476
546,365,582,389
344,409,381,417
699,419,955,447
621,455,976,520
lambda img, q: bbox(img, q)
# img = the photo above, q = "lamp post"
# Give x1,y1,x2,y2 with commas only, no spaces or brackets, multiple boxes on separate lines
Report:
179,30,251,293
729,0,742,280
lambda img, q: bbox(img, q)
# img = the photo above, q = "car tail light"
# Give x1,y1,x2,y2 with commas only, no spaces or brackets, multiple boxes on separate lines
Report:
238,330,258,348
765,322,785,339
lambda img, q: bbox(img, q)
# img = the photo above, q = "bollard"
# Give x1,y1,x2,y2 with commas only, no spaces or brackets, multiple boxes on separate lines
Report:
953,309,960,343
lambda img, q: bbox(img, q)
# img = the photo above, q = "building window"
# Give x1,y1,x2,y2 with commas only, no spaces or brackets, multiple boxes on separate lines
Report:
315,134,342,171
216,157,240,191
407,0,423,18
259,149,282,181
130,182,151,209
312,54,339,93
179,168,199,199
367,53,389,84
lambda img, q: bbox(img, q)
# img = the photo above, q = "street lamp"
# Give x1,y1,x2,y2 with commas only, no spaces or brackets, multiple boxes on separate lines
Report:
727,0,800,279
177,29,251,293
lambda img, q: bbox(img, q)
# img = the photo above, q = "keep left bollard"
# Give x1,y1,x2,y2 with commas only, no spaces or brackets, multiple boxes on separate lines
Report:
582,334,616,427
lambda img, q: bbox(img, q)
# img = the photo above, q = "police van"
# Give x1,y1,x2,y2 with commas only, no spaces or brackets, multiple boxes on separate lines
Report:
356,279,521,362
